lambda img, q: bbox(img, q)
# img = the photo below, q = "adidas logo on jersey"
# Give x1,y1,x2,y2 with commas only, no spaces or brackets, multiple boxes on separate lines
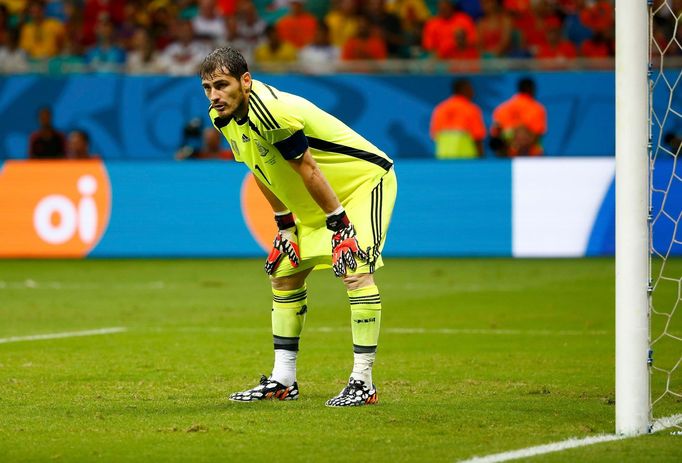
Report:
242,134,250,143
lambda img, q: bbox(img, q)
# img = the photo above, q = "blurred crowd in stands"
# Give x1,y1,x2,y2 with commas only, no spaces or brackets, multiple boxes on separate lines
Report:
0,0,618,74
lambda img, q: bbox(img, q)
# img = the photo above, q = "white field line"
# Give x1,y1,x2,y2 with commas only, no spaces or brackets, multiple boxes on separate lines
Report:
652,414,682,432
145,326,607,337
458,414,682,463
0,280,166,290
0,327,127,344
381,327,607,336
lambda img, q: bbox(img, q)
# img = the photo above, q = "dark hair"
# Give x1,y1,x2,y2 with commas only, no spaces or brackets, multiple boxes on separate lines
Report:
199,47,249,80
71,129,89,143
518,77,536,95
452,78,471,95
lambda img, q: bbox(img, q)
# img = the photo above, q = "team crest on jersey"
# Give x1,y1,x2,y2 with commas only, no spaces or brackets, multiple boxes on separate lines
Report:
230,139,240,157
255,140,269,157
242,134,250,143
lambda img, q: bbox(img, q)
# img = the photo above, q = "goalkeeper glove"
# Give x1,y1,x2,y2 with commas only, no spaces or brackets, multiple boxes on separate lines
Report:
326,208,369,277
264,211,301,276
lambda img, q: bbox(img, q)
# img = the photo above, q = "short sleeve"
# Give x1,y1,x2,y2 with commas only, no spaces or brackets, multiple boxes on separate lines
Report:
249,91,309,159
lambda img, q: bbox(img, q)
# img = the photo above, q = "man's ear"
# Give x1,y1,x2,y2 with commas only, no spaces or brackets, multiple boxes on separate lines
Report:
241,72,252,92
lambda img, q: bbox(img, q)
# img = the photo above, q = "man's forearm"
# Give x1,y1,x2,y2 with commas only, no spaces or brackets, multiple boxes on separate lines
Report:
289,150,341,214
254,174,288,212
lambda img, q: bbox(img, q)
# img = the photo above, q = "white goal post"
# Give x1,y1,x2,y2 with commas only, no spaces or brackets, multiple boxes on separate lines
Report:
615,0,651,436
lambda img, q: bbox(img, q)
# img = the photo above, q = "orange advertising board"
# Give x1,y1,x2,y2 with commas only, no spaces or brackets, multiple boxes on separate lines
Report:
0,160,111,257
240,172,277,252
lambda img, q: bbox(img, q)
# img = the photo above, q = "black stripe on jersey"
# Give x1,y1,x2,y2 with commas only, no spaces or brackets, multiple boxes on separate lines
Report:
249,100,275,130
371,184,378,254
374,178,384,246
274,130,309,160
247,119,263,138
263,83,278,99
306,137,393,171
251,91,280,129
369,178,384,274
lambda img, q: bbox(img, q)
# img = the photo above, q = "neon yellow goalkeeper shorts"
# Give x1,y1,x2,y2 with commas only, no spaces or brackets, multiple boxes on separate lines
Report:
272,168,397,277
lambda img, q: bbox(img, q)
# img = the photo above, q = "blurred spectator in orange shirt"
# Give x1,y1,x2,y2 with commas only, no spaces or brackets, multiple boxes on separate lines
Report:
29,107,66,159
254,24,298,63
276,0,318,49
19,0,65,59
325,0,360,48
534,19,577,60
477,0,512,58
217,0,238,15
430,78,486,158
503,0,530,13
439,28,480,62
580,0,613,35
490,77,547,157
341,15,387,60
580,31,612,58
512,1,560,55
422,0,476,58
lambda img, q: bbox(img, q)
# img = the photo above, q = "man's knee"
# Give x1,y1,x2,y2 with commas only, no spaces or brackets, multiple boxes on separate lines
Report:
342,272,375,291
270,270,310,291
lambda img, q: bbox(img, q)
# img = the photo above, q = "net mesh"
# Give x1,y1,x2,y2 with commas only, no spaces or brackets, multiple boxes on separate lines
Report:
649,0,682,431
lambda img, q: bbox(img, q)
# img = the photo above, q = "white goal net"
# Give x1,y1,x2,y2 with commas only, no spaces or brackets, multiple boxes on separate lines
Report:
649,0,682,431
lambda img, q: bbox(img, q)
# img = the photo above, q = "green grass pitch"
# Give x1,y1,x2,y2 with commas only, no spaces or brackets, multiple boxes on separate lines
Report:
0,258,680,462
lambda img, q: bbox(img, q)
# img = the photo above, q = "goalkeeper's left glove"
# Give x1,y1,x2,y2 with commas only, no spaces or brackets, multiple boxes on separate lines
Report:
264,211,301,276
326,208,369,277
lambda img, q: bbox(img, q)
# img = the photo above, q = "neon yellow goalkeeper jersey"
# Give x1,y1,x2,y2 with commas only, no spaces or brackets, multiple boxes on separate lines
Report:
209,80,393,229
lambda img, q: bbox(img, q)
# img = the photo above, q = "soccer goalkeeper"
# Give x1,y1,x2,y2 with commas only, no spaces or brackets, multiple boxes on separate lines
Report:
200,47,397,407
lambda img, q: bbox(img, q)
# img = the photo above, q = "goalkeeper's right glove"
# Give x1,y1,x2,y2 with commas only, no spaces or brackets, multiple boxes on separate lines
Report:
264,211,301,276
326,208,369,277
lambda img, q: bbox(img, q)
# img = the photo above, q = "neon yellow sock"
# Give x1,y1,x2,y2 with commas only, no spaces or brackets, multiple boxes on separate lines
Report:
270,285,307,386
271,285,308,351
348,284,381,353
